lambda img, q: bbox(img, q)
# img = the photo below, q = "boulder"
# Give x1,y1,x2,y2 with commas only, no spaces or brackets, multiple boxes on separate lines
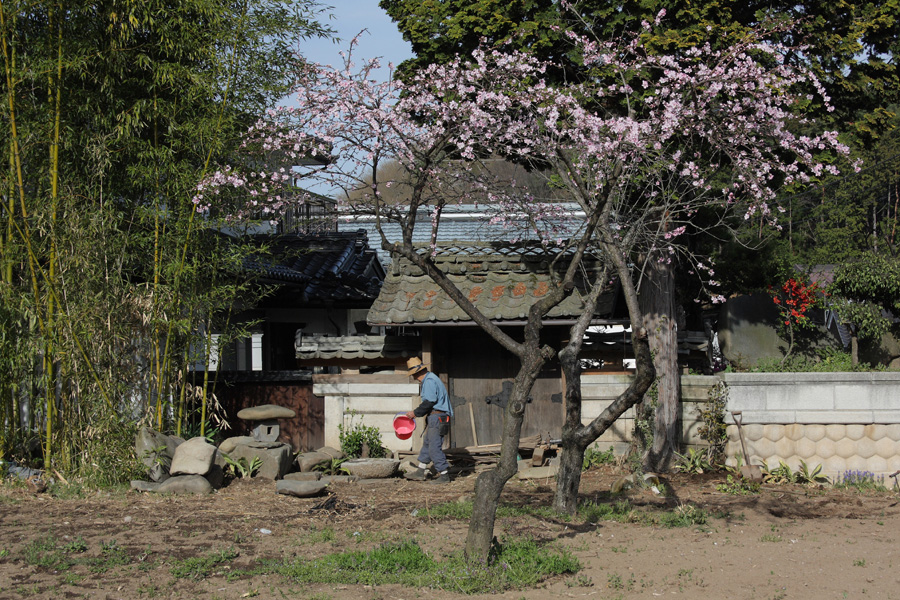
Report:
170,437,217,476
297,451,332,472
157,475,213,495
135,427,182,482
237,404,296,421
276,479,329,498
130,480,161,493
228,442,293,480
317,447,345,460
219,436,256,455
341,458,399,479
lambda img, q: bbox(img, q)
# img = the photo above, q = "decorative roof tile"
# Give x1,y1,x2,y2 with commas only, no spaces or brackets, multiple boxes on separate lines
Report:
295,334,421,360
368,243,616,325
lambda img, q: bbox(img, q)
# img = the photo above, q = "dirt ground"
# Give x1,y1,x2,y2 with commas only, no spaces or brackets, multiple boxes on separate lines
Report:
2,466,900,600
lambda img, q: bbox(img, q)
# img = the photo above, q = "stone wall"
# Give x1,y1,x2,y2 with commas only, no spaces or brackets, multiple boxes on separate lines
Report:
721,372,900,478
582,374,719,455
312,374,420,454
583,371,900,479
316,371,900,479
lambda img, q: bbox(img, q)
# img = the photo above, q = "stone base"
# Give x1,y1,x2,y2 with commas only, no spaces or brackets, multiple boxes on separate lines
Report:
228,442,293,480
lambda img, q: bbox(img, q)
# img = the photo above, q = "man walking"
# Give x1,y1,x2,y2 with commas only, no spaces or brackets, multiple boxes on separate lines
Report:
404,357,453,483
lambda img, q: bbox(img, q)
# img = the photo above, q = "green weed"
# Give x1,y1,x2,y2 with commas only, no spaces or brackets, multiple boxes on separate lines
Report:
88,540,131,573
583,446,616,470
22,537,74,571
716,475,760,495
256,538,579,594
170,547,239,580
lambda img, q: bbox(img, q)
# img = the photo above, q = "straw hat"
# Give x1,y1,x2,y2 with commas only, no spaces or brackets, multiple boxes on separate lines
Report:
406,357,428,375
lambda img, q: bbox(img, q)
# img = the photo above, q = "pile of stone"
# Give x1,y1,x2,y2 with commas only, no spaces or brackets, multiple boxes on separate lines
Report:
132,428,223,495
131,404,405,497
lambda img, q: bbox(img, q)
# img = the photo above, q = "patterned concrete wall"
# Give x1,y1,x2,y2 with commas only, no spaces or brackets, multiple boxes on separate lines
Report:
582,372,900,479
722,372,900,478
318,371,900,479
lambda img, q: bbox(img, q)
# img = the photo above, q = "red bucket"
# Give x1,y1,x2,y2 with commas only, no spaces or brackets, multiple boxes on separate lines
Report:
393,413,416,440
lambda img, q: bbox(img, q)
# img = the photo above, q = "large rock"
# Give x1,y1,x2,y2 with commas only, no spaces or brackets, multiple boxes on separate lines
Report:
276,479,329,498
237,405,296,421
157,475,213,495
170,437,217,476
317,447,344,460
341,458,399,479
228,442,293,480
135,427,182,482
130,480,161,493
219,436,256,455
297,451,332,472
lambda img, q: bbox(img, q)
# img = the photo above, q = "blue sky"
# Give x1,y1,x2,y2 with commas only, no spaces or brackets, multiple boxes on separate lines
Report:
300,2,413,79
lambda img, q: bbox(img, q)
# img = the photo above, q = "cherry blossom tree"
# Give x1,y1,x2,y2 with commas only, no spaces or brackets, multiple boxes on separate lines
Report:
197,25,851,558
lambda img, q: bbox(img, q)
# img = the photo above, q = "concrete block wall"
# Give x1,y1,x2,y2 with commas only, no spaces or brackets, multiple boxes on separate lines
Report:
317,371,900,479
582,374,719,455
312,378,420,454
721,372,900,479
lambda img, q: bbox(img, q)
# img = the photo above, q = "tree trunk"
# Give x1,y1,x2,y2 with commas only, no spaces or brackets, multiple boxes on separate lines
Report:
465,355,544,562
554,329,655,514
640,259,679,473
553,240,657,514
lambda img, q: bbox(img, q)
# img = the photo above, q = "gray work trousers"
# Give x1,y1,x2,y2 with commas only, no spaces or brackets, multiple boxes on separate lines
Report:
417,413,449,473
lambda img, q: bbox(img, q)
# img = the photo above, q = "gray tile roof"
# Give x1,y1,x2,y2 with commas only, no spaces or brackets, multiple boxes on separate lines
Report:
367,242,616,326
338,203,586,265
244,230,385,304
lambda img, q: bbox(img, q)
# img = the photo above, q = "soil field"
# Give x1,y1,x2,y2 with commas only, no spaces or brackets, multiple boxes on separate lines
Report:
2,467,899,600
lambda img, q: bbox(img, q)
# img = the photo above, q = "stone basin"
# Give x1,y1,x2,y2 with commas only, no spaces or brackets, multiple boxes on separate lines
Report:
341,458,400,479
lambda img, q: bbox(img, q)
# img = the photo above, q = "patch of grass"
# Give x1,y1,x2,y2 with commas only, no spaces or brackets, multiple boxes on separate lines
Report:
420,499,472,519
301,527,336,544
60,571,84,586
579,499,635,524
658,504,708,528
22,536,75,571
760,534,783,543
579,499,707,528
170,547,240,580
88,540,131,573
47,481,89,499
853,559,866,567
255,538,579,594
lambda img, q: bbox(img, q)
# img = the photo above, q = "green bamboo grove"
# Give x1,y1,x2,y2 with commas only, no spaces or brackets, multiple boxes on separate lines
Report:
0,0,330,483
